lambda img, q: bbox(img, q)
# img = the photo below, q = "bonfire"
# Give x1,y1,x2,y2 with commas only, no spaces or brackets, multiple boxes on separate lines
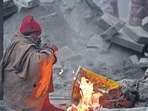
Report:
67,77,102,111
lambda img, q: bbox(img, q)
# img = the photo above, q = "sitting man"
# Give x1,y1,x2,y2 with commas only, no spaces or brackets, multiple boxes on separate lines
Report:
0,15,64,111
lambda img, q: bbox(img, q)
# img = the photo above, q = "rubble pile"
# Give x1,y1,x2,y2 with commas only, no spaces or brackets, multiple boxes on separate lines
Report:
4,0,17,17
96,13,148,79
13,0,40,9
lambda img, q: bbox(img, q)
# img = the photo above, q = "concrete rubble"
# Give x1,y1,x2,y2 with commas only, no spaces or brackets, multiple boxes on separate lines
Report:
142,16,148,32
97,13,125,40
97,14,148,82
111,30,145,53
139,58,148,68
130,55,139,65
4,0,41,17
138,78,148,101
85,0,103,17
122,25,148,44
118,78,148,104
14,0,40,8
101,22,125,41
4,0,17,17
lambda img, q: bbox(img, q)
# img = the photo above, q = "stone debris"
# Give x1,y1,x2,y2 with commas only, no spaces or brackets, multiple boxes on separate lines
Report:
4,5,17,17
118,78,148,102
118,79,138,89
138,78,148,101
4,0,14,9
97,13,125,40
139,58,148,68
111,31,145,53
85,0,103,17
142,16,148,32
123,25,148,44
14,0,40,8
130,55,139,65
97,16,110,30
41,0,55,3
101,22,125,40
4,0,17,17
97,13,125,29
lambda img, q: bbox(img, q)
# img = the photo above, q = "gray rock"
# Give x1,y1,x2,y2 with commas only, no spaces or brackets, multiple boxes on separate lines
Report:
138,79,148,101
3,0,17,17
97,17,111,30
111,31,145,53
40,0,55,3
142,16,148,32
118,79,148,103
123,25,148,44
118,79,138,90
97,13,125,30
139,58,148,67
85,0,103,17
130,55,139,65
100,22,124,40
97,13,125,40
14,0,40,8
4,5,17,17
4,0,15,9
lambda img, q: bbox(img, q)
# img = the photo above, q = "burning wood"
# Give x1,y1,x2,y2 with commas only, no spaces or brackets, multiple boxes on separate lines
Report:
99,87,139,108
70,68,121,99
67,77,102,111
68,68,139,111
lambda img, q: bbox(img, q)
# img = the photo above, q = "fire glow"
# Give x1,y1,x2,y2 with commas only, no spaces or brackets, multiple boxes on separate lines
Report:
67,77,103,111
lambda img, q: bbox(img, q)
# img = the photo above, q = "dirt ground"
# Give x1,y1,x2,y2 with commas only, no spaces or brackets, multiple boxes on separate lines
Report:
1,0,147,110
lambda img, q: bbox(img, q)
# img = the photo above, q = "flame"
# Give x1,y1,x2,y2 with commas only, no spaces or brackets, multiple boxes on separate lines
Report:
67,77,103,111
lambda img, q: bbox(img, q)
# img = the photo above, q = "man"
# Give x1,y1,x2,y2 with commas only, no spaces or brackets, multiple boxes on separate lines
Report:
99,0,148,26
0,15,64,111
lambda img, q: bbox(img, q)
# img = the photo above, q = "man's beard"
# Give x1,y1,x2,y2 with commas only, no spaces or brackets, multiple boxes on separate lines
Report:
36,38,41,46
31,33,41,46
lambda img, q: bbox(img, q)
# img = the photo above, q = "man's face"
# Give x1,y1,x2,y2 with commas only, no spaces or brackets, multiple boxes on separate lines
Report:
32,31,42,45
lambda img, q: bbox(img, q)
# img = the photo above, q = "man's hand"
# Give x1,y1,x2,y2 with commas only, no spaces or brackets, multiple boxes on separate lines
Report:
42,43,58,53
49,44,58,53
